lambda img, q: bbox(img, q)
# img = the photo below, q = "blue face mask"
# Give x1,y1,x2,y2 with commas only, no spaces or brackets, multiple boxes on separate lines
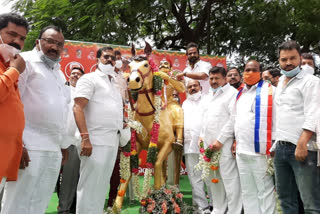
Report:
37,41,61,69
210,86,221,93
280,66,301,77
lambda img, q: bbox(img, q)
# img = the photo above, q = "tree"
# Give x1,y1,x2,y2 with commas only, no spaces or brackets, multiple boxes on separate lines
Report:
12,0,320,69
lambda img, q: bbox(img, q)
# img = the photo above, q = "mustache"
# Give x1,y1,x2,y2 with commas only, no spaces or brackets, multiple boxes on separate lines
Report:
284,65,295,70
8,42,21,50
47,49,58,55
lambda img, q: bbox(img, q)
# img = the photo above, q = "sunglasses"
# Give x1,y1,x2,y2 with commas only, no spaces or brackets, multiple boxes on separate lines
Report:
103,54,116,61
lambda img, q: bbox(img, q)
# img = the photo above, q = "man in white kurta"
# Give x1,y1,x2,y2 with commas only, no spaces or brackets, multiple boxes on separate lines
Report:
2,26,70,214
183,80,210,214
176,42,212,94
73,47,123,214
58,67,84,214
200,67,242,214
214,60,277,214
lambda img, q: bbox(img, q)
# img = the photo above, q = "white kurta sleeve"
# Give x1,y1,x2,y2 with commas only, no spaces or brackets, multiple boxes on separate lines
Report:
217,97,236,144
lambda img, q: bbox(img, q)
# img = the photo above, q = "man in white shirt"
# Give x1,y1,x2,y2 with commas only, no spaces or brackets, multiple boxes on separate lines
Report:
214,60,277,214
201,67,242,214
176,42,211,94
273,40,320,214
183,80,210,214
2,26,70,214
58,66,85,214
73,47,123,214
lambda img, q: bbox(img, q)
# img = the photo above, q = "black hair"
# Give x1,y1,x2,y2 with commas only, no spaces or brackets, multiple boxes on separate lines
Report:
38,25,62,39
115,50,121,56
71,67,85,75
186,42,199,54
209,66,227,77
96,47,114,58
301,53,315,65
278,40,301,56
268,68,281,77
0,13,29,32
227,67,241,76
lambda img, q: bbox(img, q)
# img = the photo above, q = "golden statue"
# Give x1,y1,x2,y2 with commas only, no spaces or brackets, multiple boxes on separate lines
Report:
158,57,185,147
114,43,184,210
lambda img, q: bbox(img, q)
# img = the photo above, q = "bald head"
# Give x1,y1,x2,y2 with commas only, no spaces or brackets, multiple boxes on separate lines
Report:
186,80,201,95
244,60,261,73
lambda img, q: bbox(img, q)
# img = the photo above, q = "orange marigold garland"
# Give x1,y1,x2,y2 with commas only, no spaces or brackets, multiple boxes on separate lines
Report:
195,140,221,182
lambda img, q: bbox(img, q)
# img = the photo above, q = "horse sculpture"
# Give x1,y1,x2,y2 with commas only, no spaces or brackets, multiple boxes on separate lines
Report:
114,43,183,209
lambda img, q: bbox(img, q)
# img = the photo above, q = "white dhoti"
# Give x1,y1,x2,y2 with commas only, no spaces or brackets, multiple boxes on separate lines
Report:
185,153,209,210
236,153,277,214
205,167,227,214
76,136,119,214
205,141,242,214
1,150,62,214
219,155,242,214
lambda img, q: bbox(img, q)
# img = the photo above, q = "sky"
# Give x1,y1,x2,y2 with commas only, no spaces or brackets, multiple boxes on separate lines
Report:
0,0,16,14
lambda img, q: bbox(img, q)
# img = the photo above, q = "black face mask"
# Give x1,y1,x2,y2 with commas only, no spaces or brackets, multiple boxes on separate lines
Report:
231,81,241,89
189,56,198,64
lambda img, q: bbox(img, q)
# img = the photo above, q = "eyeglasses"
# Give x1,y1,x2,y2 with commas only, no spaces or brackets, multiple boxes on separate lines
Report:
41,38,64,48
103,54,116,61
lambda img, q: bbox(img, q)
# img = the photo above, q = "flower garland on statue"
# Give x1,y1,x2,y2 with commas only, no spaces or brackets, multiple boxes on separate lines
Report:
118,57,163,201
194,140,221,182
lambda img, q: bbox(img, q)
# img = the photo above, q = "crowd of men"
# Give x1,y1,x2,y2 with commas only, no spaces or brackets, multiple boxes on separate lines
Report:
0,12,320,214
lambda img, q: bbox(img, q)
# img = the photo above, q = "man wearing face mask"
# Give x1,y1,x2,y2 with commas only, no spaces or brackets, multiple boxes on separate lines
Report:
0,12,28,194
113,50,127,101
73,47,123,214
176,42,211,94
213,60,277,214
199,67,242,214
58,66,85,214
301,52,316,75
182,80,210,214
106,50,126,211
226,67,244,91
273,40,320,214
2,25,70,214
262,68,281,87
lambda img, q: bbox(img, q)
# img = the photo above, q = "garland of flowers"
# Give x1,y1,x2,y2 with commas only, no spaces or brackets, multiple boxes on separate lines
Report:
194,140,221,182
266,157,274,176
118,103,143,198
118,57,163,201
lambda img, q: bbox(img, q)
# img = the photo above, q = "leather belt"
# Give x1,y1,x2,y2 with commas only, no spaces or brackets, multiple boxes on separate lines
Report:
278,140,293,146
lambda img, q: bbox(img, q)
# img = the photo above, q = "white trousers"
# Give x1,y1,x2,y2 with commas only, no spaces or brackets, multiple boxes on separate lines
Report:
205,154,242,214
185,153,209,210
0,177,6,193
236,153,277,214
76,143,118,214
1,150,62,214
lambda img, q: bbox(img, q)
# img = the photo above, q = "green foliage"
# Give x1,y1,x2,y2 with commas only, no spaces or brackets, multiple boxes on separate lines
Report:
11,0,320,68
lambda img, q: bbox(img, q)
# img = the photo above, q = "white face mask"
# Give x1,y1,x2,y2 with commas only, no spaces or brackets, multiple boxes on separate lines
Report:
187,91,201,101
301,64,315,75
0,34,21,62
98,60,115,78
115,60,123,69
37,41,61,69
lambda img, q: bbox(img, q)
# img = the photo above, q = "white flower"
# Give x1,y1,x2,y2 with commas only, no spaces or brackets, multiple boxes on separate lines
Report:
266,157,274,176
119,152,130,181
